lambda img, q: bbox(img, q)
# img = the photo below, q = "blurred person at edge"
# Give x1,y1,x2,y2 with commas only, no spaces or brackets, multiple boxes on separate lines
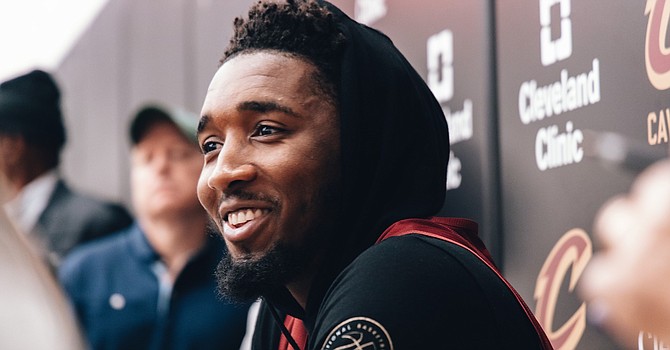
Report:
58,105,250,350
0,194,85,350
579,159,670,347
0,69,133,267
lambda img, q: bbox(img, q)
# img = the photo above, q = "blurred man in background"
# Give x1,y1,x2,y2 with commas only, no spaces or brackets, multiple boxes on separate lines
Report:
0,69,132,266
59,105,249,350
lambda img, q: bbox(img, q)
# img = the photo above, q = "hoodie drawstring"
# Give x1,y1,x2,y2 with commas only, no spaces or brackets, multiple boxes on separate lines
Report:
267,302,304,350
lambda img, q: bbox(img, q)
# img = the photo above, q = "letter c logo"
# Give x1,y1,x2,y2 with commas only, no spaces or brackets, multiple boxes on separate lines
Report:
645,0,670,89
534,229,592,349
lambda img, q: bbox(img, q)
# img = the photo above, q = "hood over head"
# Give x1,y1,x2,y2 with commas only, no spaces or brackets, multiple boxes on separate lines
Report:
286,0,449,325
325,1,449,272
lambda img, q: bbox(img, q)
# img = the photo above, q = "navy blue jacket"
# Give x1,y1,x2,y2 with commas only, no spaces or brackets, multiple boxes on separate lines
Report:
59,223,249,350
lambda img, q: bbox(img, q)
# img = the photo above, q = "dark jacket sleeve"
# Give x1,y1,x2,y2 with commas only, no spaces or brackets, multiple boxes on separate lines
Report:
38,181,133,260
310,234,545,350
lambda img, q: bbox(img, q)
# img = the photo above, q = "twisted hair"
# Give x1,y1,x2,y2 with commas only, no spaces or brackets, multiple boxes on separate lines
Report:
222,0,346,101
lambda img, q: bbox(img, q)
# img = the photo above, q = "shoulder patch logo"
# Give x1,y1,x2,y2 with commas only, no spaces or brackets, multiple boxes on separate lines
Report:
321,317,393,350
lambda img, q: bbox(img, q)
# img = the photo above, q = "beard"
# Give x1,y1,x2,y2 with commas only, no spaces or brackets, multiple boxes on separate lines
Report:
212,168,343,304
215,240,315,303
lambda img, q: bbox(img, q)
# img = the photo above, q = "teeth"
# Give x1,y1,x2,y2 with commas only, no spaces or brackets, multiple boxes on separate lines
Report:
227,208,268,226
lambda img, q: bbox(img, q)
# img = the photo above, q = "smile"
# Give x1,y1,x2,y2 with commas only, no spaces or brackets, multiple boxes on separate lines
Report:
227,208,270,228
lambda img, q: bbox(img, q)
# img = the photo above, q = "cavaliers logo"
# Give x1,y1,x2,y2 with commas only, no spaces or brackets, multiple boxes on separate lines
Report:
645,0,670,89
321,317,393,350
534,228,592,350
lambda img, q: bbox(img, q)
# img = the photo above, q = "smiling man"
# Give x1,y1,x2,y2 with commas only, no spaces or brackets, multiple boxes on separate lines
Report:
197,1,553,349
198,51,342,308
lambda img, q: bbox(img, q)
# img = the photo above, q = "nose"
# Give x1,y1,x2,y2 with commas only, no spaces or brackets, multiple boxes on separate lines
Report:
153,152,171,175
146,152,171,176
206,140,257,191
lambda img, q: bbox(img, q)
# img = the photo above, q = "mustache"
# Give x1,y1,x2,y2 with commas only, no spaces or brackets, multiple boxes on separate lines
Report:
219,188,280,205
215,189,280,219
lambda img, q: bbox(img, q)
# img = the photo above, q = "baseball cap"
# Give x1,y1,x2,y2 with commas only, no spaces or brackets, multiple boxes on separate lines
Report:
129,104,198,146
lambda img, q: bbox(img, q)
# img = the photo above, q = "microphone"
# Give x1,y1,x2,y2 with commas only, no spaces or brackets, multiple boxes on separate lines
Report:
582,130,668,173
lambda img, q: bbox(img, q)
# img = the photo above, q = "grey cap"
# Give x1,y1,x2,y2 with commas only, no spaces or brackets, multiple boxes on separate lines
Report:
129,104,198,146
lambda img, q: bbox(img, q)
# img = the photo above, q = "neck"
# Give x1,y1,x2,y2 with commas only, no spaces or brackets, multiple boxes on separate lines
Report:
140,210,209,280
285,252,325,310
286,275,313,310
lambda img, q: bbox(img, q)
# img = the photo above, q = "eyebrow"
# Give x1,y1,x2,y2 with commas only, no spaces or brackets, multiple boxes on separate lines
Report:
197,115,211,135
197,100,304,135
239,101,303,119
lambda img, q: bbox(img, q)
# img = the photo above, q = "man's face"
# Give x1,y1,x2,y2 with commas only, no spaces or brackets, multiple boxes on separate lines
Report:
131,121,203,219
197,52,341,264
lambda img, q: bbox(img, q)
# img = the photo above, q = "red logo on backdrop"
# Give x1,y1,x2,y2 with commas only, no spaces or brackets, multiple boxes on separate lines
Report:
534,229,592,350
645,0,670,89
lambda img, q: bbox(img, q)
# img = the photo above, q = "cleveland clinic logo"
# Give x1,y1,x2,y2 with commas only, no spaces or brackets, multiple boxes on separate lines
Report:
645,0,670,89
426,29,473,191
427,30,454,103
354,0,387,26
540,0,573,66
519,0,600,172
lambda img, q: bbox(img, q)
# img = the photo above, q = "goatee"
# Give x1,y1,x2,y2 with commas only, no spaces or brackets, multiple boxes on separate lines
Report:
215,243,311,303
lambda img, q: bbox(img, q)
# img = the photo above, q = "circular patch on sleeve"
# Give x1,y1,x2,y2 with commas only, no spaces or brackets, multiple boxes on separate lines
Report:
321,317,393,350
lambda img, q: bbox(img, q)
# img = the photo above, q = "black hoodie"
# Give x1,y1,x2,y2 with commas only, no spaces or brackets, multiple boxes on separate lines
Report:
249,2,551,349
